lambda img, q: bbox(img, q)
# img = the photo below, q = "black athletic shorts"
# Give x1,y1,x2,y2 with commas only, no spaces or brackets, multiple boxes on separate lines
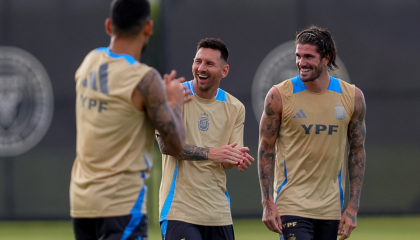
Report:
160,220,235,240
280,215,339,240
73,214,148,240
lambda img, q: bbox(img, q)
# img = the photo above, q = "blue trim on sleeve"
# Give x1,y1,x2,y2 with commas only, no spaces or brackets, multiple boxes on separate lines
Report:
183,80,194,95
159,163,178,222
96,47,137,66
291,75,343,94
328,76,342,93
160,220,168,240
225,190,231,210
189,81,195,94
339,169,344,212
215,88,227,102
183,80,226,101
275,161,288,204
291,76,307,94
120,184,147,240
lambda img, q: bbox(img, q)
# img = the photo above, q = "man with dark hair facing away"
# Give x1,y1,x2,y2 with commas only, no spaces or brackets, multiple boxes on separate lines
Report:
156,38,254,240
258,26,366,240
70,0,190,239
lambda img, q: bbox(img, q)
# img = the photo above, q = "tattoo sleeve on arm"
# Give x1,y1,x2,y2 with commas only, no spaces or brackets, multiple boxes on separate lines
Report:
156,135,210,161
258,88,282,203
138,69,183,155
347,88,366,212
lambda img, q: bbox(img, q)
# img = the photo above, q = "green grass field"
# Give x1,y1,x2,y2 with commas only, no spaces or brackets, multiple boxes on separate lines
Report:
1,216,419,240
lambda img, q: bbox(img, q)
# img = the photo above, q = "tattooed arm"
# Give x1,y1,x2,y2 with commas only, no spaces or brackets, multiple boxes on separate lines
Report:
338,87,366,240
156,135,247,166
133,69,186,156
258,87,283,234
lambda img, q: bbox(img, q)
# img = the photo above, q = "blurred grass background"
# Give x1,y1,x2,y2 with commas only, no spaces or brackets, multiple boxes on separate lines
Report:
1,216,420,240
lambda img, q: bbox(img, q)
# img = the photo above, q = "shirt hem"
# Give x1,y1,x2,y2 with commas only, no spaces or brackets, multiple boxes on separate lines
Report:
166,216,232,226
279,211,341,220
70,208,134,218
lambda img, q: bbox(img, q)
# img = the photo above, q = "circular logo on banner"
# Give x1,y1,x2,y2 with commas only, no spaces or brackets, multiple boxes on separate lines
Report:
0,46,54,157
251,40,351,123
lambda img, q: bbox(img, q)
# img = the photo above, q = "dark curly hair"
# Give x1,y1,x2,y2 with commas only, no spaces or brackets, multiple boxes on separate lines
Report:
295,26,339,71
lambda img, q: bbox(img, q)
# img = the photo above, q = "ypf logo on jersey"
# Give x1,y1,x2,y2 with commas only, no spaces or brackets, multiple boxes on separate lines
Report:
198,113,209,131
0,47,54,157
251,40,351,123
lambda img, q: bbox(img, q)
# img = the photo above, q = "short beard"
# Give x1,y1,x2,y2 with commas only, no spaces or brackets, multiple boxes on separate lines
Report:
194,78,211,92
301,64,324,82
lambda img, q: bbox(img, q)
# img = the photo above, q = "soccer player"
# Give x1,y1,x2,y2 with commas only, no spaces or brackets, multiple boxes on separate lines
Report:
70,0,189,239
258,26,366,240
156,38,254,240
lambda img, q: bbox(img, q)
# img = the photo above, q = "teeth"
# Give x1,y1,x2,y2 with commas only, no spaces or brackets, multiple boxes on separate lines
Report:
199,75,209,79
301,69,311,72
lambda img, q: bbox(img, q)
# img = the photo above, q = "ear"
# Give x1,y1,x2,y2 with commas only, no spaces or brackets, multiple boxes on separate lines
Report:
143,20,153,37
105,18,112,36
221,64,230,78
322,54,330,66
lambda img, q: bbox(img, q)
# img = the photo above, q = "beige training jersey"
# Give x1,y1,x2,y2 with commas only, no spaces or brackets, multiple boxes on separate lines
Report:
274,76,355,220
70,47,153,218
159,80,245,226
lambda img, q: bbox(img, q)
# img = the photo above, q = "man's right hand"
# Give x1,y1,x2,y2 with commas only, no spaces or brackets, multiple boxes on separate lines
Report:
262,200,282,234
163,70,191,106
208,143,245,165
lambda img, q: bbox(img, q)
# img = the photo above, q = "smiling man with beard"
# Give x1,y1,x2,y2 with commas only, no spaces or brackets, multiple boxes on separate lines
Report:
156,38,254,240
258,26,366,240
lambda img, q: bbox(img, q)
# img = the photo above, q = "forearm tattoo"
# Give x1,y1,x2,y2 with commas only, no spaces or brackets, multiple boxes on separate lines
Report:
177,145,209,161
138,70,182,152
259,141,276,202
347,90,366,212
258,92,281,203
156,135,209,161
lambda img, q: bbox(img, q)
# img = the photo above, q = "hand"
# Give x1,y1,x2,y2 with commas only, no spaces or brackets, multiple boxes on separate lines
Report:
183,85,193,104
262,200,282,234
235,147,254,172
209,143,245,165
338,208,357,239
163,70,189,106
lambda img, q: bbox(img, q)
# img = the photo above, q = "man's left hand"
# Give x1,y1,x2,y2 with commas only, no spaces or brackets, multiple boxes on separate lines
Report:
338,208,357,239
235,147,254,172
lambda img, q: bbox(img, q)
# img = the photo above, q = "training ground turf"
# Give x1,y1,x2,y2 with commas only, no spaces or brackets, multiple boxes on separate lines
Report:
0,216,419,240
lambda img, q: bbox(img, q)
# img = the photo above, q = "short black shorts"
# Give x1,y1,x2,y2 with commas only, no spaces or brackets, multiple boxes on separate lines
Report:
160,220,234,240
73,214,148,240
280,215,339,240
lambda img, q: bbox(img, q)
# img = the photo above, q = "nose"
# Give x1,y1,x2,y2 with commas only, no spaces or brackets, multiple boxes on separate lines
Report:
297,58,306,68
198,63,206,72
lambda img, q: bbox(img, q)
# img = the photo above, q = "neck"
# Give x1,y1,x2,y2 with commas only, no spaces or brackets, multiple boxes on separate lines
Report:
303,69,330,93
108,35,144,61
193,80,219,99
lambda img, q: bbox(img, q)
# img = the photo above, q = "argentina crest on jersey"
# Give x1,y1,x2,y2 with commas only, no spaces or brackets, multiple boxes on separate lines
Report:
335,102,346,120
198,113,209,131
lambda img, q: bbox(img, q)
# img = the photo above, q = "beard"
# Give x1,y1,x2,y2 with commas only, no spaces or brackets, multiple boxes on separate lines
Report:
300,63,324,82
140,36,150,55
194,77,211,92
